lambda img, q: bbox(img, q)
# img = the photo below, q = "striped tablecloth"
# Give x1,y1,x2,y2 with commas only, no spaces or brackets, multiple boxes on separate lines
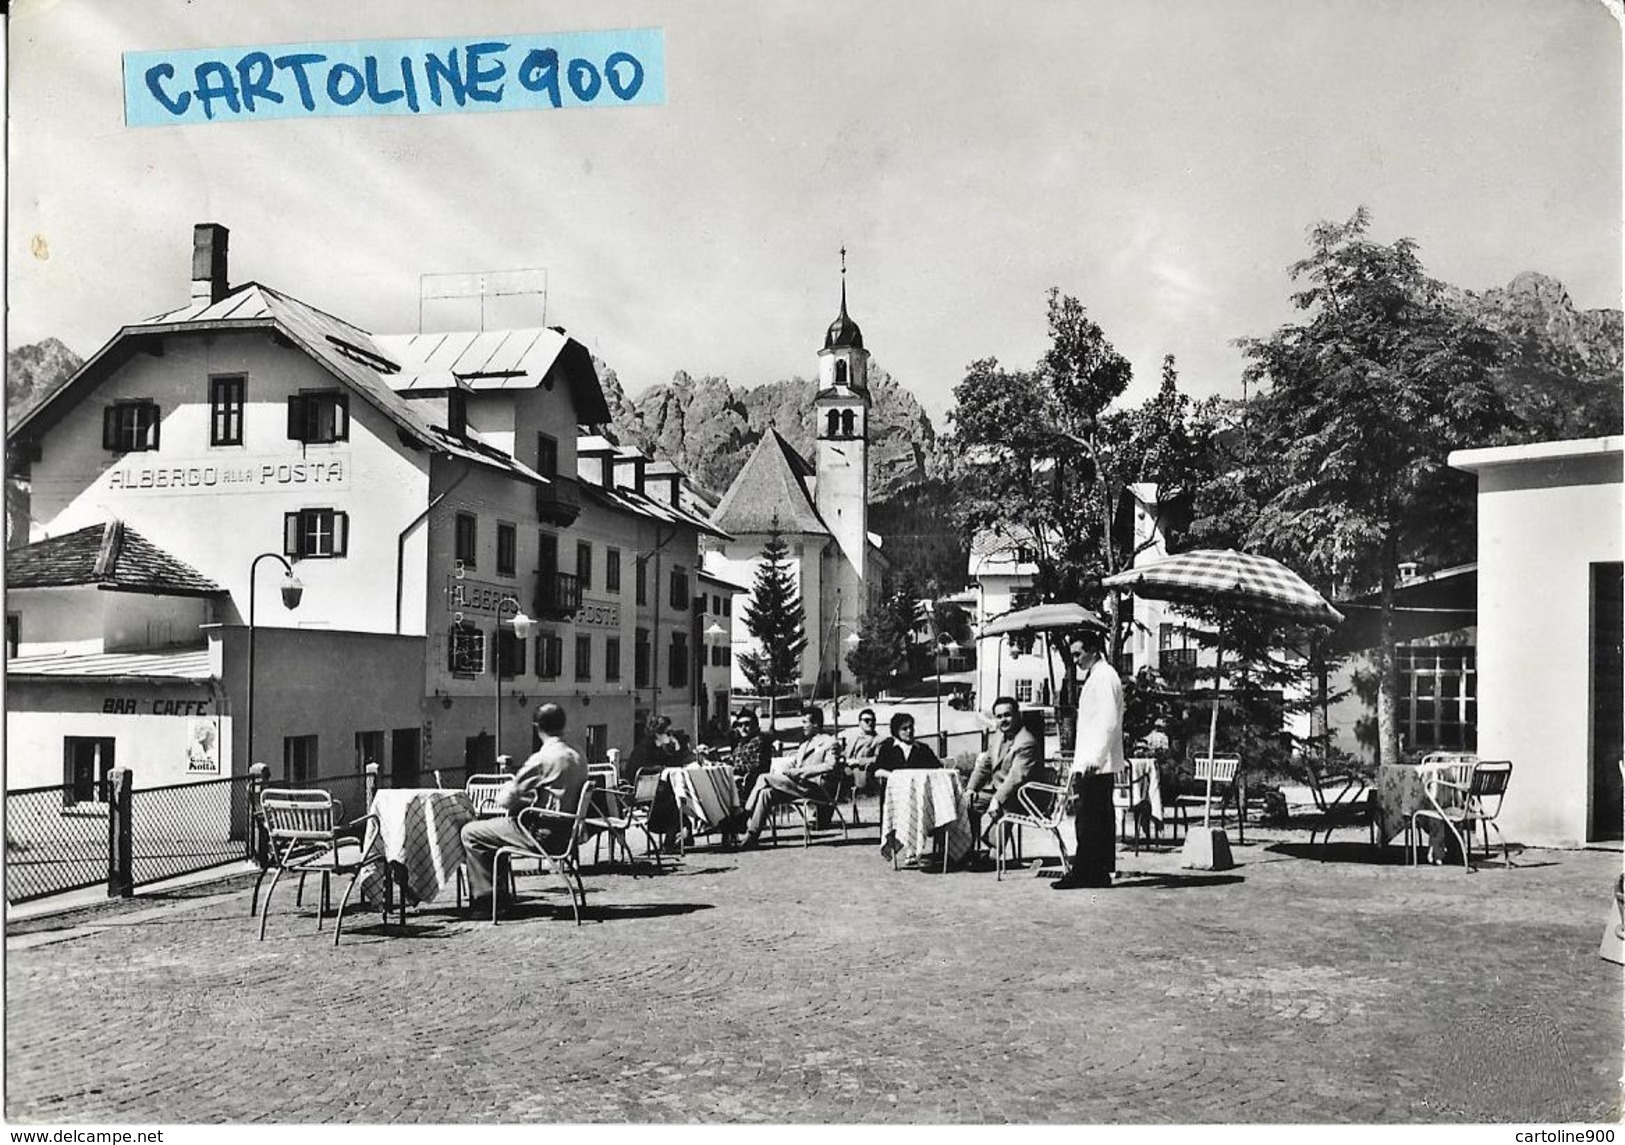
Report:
664,764,740,831
880,769,972,866
359,788,481,907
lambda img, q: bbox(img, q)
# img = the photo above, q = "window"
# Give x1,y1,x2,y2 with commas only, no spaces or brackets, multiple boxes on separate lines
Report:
669,566,690,610
455,513,478,567
1014,546,1037,565
604,637,622,682
283,508,349,559
835,359,848,385
6,613,17,657
62,737,114,808
723,596,731,617
826,409,841,437
497,627,527,678
668,631,689,688
841,410,856,436
448,623,485,676
534,632,564,679
576,542,592,589
102,400,160,453
355,730,385,770
606,548,622,593
713,594,723,615
284,735,318,785
496,523,516,577
209,375,245,446
287,390,348,443
575,634,592,681
536,432,558,476
635,557,648,606
1014,679,1034,703
712,645,729,667
1399,646,1477,752
635,627,651,687
585,724,609,764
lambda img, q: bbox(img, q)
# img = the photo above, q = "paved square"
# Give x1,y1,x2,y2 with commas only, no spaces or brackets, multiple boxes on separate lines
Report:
6,807,1622,1124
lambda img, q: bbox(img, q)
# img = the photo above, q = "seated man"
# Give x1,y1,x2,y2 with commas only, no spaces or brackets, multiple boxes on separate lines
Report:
841,708,886,795
460,703,588,905
964,696,1050,845
737,708,843,847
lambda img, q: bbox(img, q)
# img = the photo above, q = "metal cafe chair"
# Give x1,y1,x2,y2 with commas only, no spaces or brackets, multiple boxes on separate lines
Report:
464,773,513,818
995,781,1073,882
1411,760,1514,871
255,788,384,946
489,783,596,925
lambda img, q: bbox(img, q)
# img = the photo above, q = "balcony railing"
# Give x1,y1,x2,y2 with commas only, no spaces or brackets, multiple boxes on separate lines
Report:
535,477,582,526
534,571,582,620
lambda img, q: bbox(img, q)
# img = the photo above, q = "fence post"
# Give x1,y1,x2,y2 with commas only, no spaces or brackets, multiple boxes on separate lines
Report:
365,762,380,806
248,763,270,866
106,768,133,898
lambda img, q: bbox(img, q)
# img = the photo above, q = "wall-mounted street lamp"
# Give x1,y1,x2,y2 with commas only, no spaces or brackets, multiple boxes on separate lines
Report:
247,553,304,775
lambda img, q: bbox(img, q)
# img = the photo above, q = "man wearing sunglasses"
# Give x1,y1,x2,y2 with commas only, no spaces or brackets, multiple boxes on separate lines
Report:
841,708,886,797
965,696,1048,844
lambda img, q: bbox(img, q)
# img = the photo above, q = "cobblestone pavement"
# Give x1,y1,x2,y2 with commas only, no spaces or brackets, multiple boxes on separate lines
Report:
6,806,1622,1125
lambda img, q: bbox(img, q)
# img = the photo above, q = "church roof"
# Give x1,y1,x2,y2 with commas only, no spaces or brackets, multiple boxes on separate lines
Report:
709,430,830,537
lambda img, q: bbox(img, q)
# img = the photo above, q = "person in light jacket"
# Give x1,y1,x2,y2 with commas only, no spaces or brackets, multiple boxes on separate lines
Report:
1053,628,1125,890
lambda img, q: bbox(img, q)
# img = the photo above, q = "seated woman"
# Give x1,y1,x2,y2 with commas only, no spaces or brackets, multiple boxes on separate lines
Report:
873,712,941,784
623,714,679,787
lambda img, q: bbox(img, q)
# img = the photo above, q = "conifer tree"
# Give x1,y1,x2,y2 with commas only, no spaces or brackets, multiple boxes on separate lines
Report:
738,515,808,723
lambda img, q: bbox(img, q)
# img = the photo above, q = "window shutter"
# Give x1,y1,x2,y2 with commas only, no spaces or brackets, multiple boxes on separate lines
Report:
448,630,460,673
287,395,304,440
102,407,117,451
335,394,349,440
332,511,349,557
147,405,161,450
284,512,301,558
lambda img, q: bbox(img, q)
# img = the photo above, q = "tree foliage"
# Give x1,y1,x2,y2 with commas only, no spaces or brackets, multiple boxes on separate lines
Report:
845,584,919,697
737,516,808,705
1236,208,1516,765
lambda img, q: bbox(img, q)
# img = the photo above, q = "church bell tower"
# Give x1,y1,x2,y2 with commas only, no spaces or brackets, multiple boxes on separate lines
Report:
814,248,871,585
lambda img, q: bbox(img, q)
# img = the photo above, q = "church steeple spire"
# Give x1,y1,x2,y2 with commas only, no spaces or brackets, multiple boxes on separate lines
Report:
824,246,864,351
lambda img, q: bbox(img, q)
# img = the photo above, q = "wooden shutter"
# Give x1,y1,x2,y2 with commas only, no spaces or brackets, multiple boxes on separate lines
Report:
286,395,305,441
102,406,118,451
283,512,301,558
146,404,160,450
334,394,350,441
332,511,349,557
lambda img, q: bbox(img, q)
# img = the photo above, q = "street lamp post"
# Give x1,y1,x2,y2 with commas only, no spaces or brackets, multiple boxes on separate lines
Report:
934,634,959,758
494,601,537,765
246,553,304,775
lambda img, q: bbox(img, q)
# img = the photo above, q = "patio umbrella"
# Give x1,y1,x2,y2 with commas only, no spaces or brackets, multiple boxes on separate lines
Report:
1101,549,1343,862
978,602,1107,718
979,602,1108,638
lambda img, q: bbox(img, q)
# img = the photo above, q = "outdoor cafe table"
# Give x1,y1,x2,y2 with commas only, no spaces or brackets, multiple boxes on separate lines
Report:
880,768,973,868
1375,760,1471,861
358,788,484,909
667,763,739,830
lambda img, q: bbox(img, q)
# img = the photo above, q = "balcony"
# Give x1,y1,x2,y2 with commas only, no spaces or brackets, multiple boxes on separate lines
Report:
535,477,582,526
534,571,582,620
1159,648,1198,675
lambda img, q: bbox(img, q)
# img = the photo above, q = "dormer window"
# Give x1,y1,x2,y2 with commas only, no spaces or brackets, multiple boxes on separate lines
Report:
102,400,161,453
287,390,348,444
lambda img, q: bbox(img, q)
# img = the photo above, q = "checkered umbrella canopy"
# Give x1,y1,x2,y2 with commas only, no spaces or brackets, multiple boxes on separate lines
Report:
1100,549,1344,626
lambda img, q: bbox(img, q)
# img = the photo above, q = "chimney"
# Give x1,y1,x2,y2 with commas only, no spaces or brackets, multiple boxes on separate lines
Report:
191,223,229,304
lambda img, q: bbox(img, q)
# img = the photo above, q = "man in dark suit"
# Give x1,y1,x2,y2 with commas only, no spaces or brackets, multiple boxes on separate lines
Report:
965,696,1049,843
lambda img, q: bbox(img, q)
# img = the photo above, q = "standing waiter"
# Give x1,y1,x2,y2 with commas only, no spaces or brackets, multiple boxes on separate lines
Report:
1053,626,1125,890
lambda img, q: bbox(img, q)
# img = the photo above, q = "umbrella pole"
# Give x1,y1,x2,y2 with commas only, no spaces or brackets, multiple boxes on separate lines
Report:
1204,627,1223,830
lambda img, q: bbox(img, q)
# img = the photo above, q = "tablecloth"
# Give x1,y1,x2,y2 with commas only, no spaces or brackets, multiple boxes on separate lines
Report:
665,764,740,832
358,788,481,908
1375,762,1471,853
880,769,972,866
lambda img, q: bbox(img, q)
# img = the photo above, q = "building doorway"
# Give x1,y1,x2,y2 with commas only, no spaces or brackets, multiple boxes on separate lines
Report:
390,728,421,786
1590,562,1623,841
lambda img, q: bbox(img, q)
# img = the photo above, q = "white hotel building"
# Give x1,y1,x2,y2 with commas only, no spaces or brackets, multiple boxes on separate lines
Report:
6,224,727,796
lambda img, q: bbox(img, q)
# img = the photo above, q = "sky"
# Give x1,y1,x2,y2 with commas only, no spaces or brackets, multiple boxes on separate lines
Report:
6,0,1621,429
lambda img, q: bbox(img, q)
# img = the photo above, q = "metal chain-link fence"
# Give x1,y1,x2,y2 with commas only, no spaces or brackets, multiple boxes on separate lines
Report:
5,782,112,904
127,775,257,889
